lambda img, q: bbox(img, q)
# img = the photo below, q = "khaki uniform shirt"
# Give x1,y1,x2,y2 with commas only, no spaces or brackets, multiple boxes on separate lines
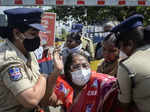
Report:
117,45,150,112
0,37,40,112
97,59,118,77
81,36,95,59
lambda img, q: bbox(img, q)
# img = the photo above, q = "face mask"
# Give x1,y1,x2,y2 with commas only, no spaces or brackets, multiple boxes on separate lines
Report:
119,50,128,60
71,68,91,86
23,36,40,52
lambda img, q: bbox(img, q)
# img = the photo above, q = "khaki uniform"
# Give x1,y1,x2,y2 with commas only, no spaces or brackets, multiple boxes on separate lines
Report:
0,37,40,112
81,36,95,59
117,45,150,112
97,59,118,77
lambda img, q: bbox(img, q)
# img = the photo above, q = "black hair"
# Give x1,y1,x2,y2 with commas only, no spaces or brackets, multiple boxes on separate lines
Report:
114,26,145,48
0,27,9,39
101,32,119,48
144,25,150,44
67,32,82,44
0,24,32,42
103,32,117,43
64,52,88,82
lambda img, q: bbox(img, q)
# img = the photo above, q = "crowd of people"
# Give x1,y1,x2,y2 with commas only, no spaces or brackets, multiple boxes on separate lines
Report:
0,7,150,112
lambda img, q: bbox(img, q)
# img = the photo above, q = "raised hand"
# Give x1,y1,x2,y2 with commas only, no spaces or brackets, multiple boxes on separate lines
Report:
53,47,64,74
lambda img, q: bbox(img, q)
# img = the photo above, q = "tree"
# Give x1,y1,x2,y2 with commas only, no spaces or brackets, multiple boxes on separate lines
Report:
61,28,68,40
47,6,86,24
46,6,150,25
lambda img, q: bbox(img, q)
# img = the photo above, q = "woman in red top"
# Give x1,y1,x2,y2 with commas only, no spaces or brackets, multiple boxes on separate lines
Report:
53,52,117,112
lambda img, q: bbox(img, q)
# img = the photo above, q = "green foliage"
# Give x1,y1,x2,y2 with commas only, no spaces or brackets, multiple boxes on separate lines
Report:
46,6,150,25
61,28,68,40
46,6,87,24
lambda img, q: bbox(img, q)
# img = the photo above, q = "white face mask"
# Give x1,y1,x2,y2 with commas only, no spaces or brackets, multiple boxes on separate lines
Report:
71,68,91,86
119,50,128,60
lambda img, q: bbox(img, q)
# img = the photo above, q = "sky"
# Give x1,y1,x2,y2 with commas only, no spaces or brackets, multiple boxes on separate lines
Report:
0,6,51,14
0,6,20,14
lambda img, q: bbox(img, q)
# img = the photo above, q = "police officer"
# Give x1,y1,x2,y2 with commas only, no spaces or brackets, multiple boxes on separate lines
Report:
71,24,95,60
112,14,150,112
0,8,63,112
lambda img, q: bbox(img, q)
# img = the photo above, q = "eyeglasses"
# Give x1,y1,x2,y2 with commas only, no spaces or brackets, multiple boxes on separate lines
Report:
71,63,90,70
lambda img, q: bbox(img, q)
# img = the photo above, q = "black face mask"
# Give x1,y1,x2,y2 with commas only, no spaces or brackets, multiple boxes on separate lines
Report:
23,36,40,52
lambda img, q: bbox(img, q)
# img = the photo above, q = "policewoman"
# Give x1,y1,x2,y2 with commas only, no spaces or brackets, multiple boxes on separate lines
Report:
112,14,150,112
0,8,63,112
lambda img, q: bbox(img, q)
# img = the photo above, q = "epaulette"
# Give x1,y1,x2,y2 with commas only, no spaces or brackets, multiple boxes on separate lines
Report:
0,36,6,47
119,58,136,88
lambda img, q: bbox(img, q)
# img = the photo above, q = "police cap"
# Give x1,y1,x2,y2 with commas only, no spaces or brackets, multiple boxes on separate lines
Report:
71,24,83,33
4,8,46,32
111,14,144,33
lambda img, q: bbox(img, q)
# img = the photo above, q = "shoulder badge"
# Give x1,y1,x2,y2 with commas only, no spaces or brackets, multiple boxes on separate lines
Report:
0,39,6,47
8,67,22,81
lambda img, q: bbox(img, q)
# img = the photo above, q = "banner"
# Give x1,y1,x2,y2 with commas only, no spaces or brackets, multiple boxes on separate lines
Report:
118,0,126,5
0,0,149,6
77,0,85,5
56,0,64,4
14,0,22,4
39,12,56,47
36,0,44,4
97,0,105,5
